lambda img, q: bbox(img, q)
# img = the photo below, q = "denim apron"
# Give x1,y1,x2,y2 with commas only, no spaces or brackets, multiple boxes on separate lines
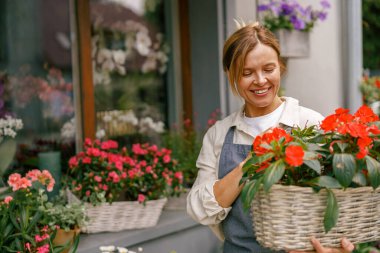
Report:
219,127,274,253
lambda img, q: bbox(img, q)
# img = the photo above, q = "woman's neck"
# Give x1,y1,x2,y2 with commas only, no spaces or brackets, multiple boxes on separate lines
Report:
244,96,283,117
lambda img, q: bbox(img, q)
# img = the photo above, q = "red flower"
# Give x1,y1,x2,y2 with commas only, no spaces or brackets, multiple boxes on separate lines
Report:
285,145,304,167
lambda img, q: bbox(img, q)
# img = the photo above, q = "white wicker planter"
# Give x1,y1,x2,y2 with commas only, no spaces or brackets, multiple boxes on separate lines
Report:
82,198,167,233
251,184,380,251
66,189,167,233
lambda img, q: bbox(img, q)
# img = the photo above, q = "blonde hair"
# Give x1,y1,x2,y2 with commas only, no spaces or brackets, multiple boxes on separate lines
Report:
222,21,286,95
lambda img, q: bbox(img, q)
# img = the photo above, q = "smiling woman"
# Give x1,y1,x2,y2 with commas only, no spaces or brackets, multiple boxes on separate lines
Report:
186,21,354,253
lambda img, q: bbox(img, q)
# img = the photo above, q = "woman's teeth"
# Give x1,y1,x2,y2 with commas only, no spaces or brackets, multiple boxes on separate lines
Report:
254,88,269,94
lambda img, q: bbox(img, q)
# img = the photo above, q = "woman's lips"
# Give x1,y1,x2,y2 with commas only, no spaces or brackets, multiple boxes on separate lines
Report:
251,87,272,96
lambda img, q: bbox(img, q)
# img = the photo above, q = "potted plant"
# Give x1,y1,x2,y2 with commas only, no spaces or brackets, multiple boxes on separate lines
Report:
40,190,87,253
0,169,71,252
242,105,380,251
66,139,183,233
257,0,331,57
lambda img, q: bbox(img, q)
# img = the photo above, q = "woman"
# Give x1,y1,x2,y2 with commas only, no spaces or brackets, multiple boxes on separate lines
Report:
186,22,354,253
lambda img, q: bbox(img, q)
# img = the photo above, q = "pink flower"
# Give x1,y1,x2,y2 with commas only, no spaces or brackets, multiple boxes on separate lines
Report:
94,176,102,182
26,169,41,181
174,172,183,183
101,140,118,150
8,173,22,187
108,171,120,183
25,242,31,252
138,194,146,203
163,155,171,163
86,147,101,157
132,144,148,155
82,157,92,164
4,196,13,204
69,157,78,168
36,244,50,253
86,190,91,196
145,166,153,173
102,184,108,191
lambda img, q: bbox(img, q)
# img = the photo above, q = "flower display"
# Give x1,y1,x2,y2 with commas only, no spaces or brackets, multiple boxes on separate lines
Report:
242,105,380,232
8,66,74,121
0,170,60,252
258,0,331,31
67,139,128,206
67,139,184,205
92,19,169,85
124,143,184,203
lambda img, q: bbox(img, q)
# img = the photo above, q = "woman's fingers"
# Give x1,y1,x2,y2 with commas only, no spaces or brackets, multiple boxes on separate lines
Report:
341,238,355,253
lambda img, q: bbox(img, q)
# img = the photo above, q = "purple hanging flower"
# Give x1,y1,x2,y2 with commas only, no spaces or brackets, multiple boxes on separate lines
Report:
290,16,306,30
320,0,331,9
257,0,330,31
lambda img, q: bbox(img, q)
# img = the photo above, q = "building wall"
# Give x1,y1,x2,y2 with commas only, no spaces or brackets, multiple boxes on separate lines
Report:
282,0,344,117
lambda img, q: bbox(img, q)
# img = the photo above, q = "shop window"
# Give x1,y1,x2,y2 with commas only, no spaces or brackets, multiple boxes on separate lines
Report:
90,0,169,145
0,0,76,183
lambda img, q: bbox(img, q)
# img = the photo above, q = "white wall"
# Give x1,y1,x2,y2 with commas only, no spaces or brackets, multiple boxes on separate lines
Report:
282,0,343,117
225,0,344,117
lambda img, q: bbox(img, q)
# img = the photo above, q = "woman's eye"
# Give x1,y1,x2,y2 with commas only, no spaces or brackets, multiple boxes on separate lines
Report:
242,72,251,76
264,69,274,73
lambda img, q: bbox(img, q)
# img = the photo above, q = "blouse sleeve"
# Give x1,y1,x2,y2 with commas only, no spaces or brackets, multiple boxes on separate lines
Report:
186,125,232,226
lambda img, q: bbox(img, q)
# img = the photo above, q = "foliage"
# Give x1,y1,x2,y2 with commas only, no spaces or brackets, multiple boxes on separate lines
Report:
0,169,78,253
67,139,128,206
354,241,380,253
242,105,380,233
362,0,380,70
40,190,87,232
162,110,222,187
124,143,184,202
360,75,380,107
258,0,330,32
162,119,202,187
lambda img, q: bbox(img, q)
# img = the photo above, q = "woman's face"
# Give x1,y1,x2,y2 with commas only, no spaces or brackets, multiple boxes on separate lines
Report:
235,43,282,117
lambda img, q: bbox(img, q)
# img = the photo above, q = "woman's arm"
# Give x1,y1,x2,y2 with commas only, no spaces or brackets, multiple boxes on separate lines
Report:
213,155,250,208
187,126,232,225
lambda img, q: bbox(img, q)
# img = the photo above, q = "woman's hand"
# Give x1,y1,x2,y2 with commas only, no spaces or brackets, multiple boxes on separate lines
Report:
289,237,354,253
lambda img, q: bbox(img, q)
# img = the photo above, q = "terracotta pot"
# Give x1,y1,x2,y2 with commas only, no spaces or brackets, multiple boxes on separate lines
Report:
53,227,80,253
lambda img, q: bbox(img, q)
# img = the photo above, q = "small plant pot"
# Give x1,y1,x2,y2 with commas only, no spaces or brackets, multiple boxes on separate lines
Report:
53,227,80,253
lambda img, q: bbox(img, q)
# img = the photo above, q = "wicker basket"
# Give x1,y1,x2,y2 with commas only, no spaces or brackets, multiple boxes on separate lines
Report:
82,198,167,233
251,184,380,251
66,190,167,233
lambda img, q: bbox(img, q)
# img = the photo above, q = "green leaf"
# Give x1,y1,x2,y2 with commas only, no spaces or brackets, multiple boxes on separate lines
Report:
241,178,263,211
333,154,356,187
304,159,321,174
365,156,380,189
314,176,342,189
263,160,285,192
324,189,339,233
26,211,42,234
242,153,275,172
352,171,367,186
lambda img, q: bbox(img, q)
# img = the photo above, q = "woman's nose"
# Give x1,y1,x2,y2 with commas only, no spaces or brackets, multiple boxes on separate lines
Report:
255,73,266,86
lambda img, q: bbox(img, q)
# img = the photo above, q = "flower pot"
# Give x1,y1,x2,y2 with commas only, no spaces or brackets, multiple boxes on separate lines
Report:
53,227,80,253
275,30,310,58
251,184,380,251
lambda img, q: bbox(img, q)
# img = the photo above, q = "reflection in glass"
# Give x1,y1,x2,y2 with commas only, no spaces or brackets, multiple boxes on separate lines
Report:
0,0,76,179
90,0,169,145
